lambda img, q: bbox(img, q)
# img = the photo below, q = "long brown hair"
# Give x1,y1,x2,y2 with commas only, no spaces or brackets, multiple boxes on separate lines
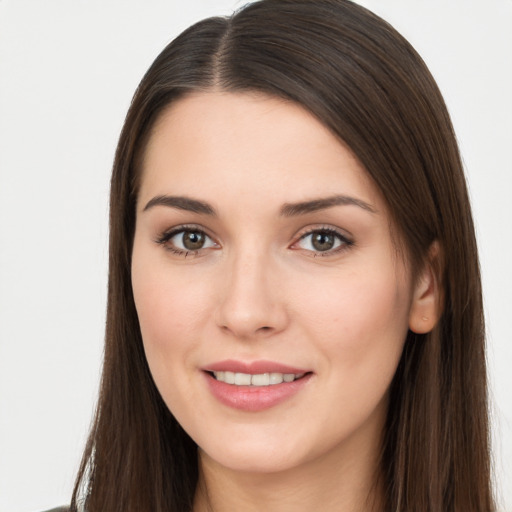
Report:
71,1,494,510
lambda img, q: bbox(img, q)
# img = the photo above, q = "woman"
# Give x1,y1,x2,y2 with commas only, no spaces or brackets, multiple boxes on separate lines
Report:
69,0,494,510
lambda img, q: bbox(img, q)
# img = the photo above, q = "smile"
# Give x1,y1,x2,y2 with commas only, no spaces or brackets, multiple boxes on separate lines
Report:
212,371,305,386
204,365,313,411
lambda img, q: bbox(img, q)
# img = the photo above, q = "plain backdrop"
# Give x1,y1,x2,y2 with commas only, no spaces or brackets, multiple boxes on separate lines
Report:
0,1,511,511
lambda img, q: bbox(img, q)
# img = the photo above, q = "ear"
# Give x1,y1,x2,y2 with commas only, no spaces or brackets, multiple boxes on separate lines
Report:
409,241,443,334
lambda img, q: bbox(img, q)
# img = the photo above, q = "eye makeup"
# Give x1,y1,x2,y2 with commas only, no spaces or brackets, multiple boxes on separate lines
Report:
154,222,354,259
154,224,218,257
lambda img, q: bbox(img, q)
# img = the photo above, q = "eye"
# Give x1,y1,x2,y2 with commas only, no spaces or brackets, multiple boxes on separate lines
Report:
156,227,217,255
293,228,352,255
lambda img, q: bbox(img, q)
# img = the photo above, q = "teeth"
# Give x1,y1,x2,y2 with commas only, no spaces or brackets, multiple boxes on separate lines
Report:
212,371,304,386
234,372,252,385
251,373,270,386
269,372,283,384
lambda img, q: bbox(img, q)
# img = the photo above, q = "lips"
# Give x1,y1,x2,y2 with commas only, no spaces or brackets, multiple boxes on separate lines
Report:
202,360,313,411
204,359,309,375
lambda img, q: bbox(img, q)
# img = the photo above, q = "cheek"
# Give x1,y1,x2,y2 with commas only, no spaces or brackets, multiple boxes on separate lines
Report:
293,264,411,374
133,276,185,352
131,261,213,418
131,245,214,391
132,247,212,344
135,283,205,347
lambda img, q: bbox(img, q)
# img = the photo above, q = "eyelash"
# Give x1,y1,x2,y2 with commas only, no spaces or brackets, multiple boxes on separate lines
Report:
293,227,354,257
154,225,354,258
154,225,217,257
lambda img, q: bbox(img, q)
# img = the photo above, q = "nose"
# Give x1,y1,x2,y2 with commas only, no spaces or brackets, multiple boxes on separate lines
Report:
214,251,288,340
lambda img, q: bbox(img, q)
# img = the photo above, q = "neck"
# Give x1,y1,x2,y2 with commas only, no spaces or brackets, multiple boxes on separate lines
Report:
193,426,384,512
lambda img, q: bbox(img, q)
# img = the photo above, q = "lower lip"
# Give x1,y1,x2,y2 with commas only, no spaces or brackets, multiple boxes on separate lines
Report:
204,372,312,412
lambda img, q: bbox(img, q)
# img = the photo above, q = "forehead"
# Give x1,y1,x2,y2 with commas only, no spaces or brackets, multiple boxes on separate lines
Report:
138,91,382,213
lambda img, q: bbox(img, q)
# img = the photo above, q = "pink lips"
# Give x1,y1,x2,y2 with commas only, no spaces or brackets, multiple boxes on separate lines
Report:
205,359,308,375
202,359,312,412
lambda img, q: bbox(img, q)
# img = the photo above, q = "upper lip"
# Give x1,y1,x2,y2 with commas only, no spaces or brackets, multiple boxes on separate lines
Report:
203,359,310,374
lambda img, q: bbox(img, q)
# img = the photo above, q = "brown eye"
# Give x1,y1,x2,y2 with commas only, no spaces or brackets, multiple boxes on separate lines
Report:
157,227,217,254
181,230,206,250
311,232,336,251
295,228,351,254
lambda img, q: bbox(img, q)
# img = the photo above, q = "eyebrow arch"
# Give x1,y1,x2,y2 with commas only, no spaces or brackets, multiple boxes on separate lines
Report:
280,195,376,216
143,195,217,216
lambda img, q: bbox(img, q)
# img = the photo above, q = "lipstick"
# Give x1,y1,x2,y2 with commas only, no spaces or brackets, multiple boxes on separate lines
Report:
202,360,312,412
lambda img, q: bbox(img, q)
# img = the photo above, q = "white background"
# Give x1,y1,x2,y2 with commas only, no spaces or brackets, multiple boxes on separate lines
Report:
0,1,510,511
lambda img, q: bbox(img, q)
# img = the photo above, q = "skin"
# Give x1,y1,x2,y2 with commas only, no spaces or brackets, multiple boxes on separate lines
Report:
131,91,439,511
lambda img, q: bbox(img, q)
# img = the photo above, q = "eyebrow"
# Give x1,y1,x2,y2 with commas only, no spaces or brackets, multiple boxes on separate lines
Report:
280,195,376,216
143,195,217,215
142,193,376,217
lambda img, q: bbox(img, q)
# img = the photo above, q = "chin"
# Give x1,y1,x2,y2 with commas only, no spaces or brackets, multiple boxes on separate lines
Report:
201,446,302,475
196,430,310,474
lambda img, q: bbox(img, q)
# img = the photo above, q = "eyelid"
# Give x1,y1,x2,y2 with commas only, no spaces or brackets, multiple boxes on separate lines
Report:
154,224,219,256
154,223,353,257
290,225,354,255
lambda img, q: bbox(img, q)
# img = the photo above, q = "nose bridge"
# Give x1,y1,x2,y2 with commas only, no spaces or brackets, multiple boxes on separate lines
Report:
216,242,286,338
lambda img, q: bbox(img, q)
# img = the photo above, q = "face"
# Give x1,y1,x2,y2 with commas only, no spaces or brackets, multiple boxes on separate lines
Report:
131,91,419,475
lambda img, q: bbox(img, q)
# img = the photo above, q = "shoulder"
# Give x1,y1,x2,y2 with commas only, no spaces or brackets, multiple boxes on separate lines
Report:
41,508,69,512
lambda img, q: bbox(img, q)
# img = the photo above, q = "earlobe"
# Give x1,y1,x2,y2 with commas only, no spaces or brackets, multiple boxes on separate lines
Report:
408,241,443,334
